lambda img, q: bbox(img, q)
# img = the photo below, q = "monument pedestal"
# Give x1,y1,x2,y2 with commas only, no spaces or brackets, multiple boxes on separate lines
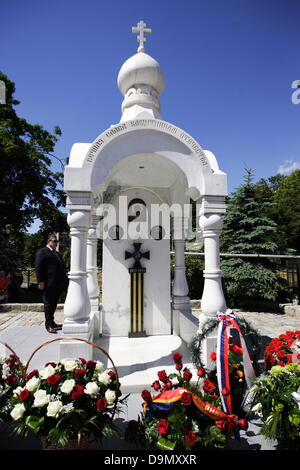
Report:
60,318,94,359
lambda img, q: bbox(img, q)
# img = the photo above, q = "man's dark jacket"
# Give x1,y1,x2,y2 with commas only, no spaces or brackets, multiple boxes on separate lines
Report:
35,247,68,290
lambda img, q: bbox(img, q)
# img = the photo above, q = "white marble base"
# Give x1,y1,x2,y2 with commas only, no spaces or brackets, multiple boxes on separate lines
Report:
197,313,218,370
172,295,191,314
60,318,94,360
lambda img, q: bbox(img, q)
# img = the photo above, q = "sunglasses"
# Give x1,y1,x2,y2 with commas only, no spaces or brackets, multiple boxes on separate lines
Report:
50,239,58,243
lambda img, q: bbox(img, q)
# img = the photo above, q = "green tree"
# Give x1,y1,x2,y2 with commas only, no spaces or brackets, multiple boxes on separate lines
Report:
0,72,68,269
220,169,280,306
272,170,300,252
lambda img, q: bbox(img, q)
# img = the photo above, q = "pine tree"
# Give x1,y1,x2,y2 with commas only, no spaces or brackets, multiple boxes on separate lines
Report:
220,169,279,305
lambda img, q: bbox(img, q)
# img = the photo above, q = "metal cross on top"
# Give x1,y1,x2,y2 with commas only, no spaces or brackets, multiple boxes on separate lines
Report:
125,242,150,272
132,20,152,53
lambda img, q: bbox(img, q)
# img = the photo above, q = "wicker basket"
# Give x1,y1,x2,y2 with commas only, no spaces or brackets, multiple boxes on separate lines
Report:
1,336,120,450
40,433,90,450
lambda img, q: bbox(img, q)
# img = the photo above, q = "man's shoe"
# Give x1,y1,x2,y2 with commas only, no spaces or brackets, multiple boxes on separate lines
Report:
52,323,63,330
46,327,57,334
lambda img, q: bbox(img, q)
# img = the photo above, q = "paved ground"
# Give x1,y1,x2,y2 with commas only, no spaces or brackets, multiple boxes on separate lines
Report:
0,305,299,452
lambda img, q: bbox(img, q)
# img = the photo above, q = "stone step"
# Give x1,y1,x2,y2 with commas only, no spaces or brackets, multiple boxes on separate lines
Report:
0,303,64,313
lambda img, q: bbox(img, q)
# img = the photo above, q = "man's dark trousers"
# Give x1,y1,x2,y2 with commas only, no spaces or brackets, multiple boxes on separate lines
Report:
42,284,63,329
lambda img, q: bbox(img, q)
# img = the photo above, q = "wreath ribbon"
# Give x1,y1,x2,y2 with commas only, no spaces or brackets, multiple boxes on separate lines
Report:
216,311,256,415
143,387,238,429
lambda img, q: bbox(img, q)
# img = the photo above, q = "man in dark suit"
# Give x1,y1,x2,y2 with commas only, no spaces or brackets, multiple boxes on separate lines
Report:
35,235,68,333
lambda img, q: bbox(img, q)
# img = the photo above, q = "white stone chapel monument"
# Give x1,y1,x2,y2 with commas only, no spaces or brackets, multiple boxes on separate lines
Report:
61,21,228,361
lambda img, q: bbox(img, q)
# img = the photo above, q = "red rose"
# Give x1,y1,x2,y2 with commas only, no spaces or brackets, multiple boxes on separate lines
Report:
164,380,173,389
203,379,216,394
86,360,96,370
157,419,169,435
238,419,248,431
79,357,87,364
45,362,57,367
175,363,183,371
216,420,228,433
7,358,16,368
185,430,197,447
197,367,205,377
26,369,39,380
5,375,17,386
70,385,85,400
173,352,182,364
157,370,168,382
181,391,192,406
141,389,152,403
151,380,161,391
221,387,230,396
210,352,217,361
230,345,243,355
74,369,86,378
47,374,61,386
19,389,30,401
183,369,192,381
108,370,116,380
96,398,107,412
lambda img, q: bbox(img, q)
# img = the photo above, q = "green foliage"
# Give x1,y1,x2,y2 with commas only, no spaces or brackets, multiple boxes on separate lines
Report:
184,255,204,300
221,168,280,305
249,363,300,445
272,170,300,252
0,72,67,269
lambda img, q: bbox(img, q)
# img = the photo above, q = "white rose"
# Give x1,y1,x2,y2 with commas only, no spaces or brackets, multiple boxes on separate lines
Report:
105,389,116,405
95,361,104,372
47,400,63,418
60,379,75,394
61,359,78,371
84,382,100,396
10,403,26,420
251,402,262,413
33,389,50,408
2,364,10,379
39,365,56,380
26,376,40,392
98,371,111,385
13,386,24,398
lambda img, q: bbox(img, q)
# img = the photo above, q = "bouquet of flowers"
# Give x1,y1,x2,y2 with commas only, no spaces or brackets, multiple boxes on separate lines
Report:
0,353,24,420
264,330,300,370
126,352,247,450
5,357,122,448
249,363,300,447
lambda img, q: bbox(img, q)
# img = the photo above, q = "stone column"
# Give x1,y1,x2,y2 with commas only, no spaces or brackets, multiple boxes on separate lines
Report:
61,192,93,359
198,196,227,368
172,216,191,314
87,215,101,336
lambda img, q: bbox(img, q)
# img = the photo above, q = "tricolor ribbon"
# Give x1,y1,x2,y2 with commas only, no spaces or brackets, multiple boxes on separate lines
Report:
143,387,238,429
216,311,256,415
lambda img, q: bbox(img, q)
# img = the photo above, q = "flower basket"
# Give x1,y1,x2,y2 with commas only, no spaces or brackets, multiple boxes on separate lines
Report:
4,336,123,450
40,433,90,451
249,362,300,448
264,330,300,370
0,340,25,422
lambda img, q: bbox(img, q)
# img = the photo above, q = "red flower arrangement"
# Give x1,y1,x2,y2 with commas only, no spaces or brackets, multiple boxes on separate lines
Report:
264,330,300,370
127,352,246,450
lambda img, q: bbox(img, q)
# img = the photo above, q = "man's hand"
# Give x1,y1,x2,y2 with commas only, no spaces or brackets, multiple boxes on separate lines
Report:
38,282,45,290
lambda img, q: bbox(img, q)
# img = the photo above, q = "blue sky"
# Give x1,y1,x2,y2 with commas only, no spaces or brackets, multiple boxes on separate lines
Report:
1,0,299,232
